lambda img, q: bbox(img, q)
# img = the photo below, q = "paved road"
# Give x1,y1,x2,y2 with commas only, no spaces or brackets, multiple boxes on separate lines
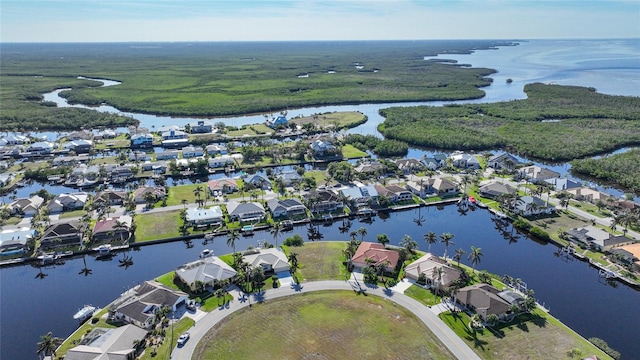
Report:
171,280,481,360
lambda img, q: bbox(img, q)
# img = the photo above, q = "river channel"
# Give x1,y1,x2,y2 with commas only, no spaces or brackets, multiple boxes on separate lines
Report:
2,39,640,359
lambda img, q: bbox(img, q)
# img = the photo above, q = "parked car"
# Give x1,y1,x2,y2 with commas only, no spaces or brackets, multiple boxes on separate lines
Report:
177,332,190,347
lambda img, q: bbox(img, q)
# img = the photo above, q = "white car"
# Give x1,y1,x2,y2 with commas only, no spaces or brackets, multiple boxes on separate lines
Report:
177,332,190,347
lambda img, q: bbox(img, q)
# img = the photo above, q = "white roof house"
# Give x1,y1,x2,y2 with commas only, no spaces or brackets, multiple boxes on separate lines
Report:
242,248,290,273
175,256,237,291
185,206,224,226
64,324,148,360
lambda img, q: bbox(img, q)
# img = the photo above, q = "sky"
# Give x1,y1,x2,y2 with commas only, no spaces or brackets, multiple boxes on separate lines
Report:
1,0,639,42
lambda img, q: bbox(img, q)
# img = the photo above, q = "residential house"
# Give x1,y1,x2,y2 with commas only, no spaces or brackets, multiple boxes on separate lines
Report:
431,177,459,196
208,154,241,168
448,152,480,169
185,206,224,226
40,221,83,249
175,256,237,292
267,198,307,218
92,216,133,243
351,242,399,273
513,196,554,217
155,149,179,160
394,158,424,175
610,243,640,272
0,173,13,187
421,155,446,170
206,144,227,156
354,161,385,176
8,195,44,216
161,130,189,148
309,139,338,158
456,283,519,320
340,185,378,207
244,173,272,190
518,165,560,184
131,133,154,148
26,141,55,155
487,153,520,171
544,177,582,192
47,192,88,213
242,248,290,273
64,139,93,153
129,151,151,162
95,129,117,140
566,226,634,251
208,178,239,195
304,189,344,214
404,253,462,291
66,130,93,141
0,228,34,255
275,171,302,186
478,182,516,199
64,325,148,360
133,186,166,204
566,187,611,203
0,134,28,145
189,120,213,133
226,201,266,223
182,146,204,158
93,191,128,206
106,165,134,184
267,115,288,128
52,154,90,166
374,184,413,203
111,281,188,329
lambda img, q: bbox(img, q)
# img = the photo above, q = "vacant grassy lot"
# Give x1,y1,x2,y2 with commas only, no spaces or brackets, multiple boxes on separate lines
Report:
135,210,181,241
291,111,366,129
341,143,369,159
439,309,610,360
404,284,443,307
193,290,454,360
284,241,349,281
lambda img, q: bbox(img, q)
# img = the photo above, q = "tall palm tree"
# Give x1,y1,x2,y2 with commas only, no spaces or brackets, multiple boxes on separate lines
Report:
432,266,444,295
400,234,418,253
349,230,358,241
468,246,484,273
376,233,390,246
181,199,188,209
113,220,129,244
357,227,367,242
440,232,455,259
288,252,299,274
37,332,63,358
424,231,437,253
227,230,239,254
193,185,204,204
270,222,282,249
453,248,466,267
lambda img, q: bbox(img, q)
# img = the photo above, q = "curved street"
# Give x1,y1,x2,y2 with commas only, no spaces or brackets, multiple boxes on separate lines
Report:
171,280,481,360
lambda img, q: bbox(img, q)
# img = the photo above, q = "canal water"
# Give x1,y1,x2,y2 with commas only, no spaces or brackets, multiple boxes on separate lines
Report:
2,39,640,359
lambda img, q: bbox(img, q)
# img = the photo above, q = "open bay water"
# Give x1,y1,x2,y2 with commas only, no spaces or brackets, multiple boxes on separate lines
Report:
2,39,640,359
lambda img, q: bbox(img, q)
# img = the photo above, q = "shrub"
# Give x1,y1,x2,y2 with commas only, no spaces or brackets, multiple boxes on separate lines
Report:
283,234,304,247
529,226,550,241
588,337,621,360
513,219,531,231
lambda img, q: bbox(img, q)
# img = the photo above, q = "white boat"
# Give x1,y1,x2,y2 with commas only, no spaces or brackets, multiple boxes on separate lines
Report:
94,244,112,255
73,305,96,320
200,249,214,259
37,253,56,265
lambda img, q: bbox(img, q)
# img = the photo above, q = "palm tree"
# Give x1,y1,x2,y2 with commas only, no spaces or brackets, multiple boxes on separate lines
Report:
181,199,188,209
113,219,129,244
440,232,455,259
270,222,282,249
193,185,204,204
400,234,418,253
357,227,367,242
432,266,444,295
349,230,358,241
37,332,63,358
288,252,299,274
376,233,390,246
227,230,239,254
453,248,466,267
424,231,437,253
468,246,483,273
